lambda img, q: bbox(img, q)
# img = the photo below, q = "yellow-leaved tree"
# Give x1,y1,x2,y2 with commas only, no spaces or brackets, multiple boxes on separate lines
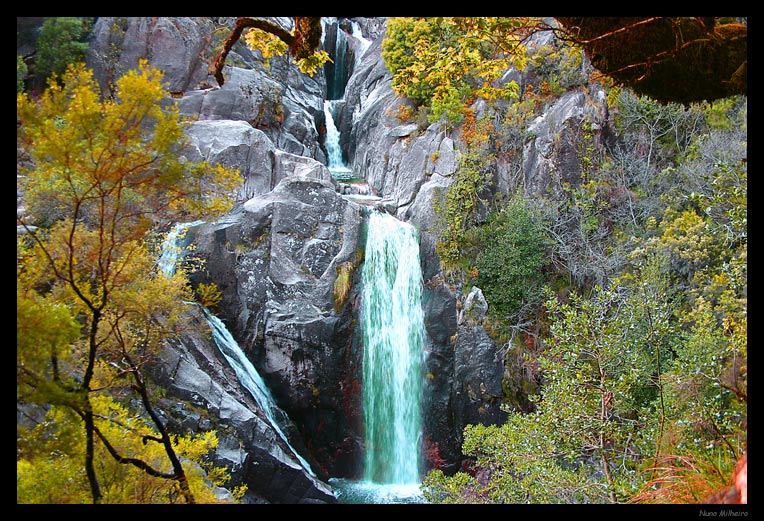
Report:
17,60,242,503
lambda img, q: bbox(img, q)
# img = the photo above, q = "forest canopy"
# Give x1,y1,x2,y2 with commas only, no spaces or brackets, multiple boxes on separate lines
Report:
208,17,747,105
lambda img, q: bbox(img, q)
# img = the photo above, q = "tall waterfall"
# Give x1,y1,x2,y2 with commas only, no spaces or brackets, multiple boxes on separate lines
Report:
361,211,425,485
327,211,426,503
159,222,315,478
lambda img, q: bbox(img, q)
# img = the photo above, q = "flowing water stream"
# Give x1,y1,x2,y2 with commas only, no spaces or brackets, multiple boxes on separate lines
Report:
156,19,427,503
321,20,426,503
323,100,354,182
361,211,425,485
159,222,315,478
329,211,426,504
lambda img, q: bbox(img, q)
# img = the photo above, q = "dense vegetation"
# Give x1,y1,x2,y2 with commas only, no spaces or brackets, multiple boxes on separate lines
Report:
17,58,241,503
380,17,746,504
17,17,746,504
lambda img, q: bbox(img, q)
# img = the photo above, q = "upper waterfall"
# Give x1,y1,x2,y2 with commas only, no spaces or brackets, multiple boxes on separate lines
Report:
323,100,353,181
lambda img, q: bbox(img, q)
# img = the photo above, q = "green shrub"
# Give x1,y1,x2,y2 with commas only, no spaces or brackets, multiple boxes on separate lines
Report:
475,197,547,318
17,55,28,92
35,17,94,84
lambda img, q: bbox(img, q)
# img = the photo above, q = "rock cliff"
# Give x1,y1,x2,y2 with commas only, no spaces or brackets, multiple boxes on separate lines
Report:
74,16,615,501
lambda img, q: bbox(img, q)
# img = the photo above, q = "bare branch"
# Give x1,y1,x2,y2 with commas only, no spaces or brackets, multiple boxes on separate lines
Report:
210,17,322,86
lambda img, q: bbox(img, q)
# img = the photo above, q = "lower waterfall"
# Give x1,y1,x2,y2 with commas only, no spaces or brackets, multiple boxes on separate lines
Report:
160,212,427,503
330,210,426,504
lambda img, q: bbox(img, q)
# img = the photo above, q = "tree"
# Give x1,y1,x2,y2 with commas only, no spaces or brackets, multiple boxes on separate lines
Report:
210,17,746,107
210,17,329,86
31,17,94,90
474,197,547,319
17,61,241,503
424,266,680,504
382,17,540,125
381,17,746,114
554,17,747,105
17,55,28,93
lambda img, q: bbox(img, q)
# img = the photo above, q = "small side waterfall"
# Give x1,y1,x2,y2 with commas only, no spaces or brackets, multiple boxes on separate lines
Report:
159,222,315,478
202,308,316,477
349,21,372,64
157,220,204,277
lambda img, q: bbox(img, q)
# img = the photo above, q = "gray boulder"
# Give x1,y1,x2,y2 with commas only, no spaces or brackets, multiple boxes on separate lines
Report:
86,17,218,94
150,306,337,504
183,173,366,478
182,119,335,202
183,119,277,201
523,85,612,196
86,17,327,164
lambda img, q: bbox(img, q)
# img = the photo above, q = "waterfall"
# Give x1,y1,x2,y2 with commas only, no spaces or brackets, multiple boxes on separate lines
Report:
349,21,371,64
323,100,353,181
324,99,380,205
321,19,380,205
157,220,204,277
323,18,347,100
329,210,426,503
202,308,316,477
322,18,353,182
159,222,315,478
361,211,425,485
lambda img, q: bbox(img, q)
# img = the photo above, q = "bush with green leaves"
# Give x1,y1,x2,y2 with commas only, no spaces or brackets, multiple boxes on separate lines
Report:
17,55,28,92
474,197,547,319
34,17,94,85
382,17,532,127
424,264,681,504
423,95,746,504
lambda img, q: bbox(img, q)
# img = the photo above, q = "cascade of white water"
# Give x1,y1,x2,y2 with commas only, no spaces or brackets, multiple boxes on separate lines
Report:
202,308,316,477
159,222,315,477
361,210,425,485
329,210,426,504
157,220,205,277
323,100,352,181
349,21,371,64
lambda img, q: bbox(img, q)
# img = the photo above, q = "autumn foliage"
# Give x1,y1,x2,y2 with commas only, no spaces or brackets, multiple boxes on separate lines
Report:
17,61,241,503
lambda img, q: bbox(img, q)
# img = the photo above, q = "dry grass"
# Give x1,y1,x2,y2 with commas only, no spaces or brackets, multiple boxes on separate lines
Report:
628,453,732,504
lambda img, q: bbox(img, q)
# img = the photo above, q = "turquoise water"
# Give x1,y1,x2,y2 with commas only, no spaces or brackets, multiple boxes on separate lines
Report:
329,478,425,504
360,211,425,487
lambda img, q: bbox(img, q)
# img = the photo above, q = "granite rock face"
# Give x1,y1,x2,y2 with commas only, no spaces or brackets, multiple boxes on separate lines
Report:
149,306,338,504
86,17,327,164
79,16,616,496
182,173,366,480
